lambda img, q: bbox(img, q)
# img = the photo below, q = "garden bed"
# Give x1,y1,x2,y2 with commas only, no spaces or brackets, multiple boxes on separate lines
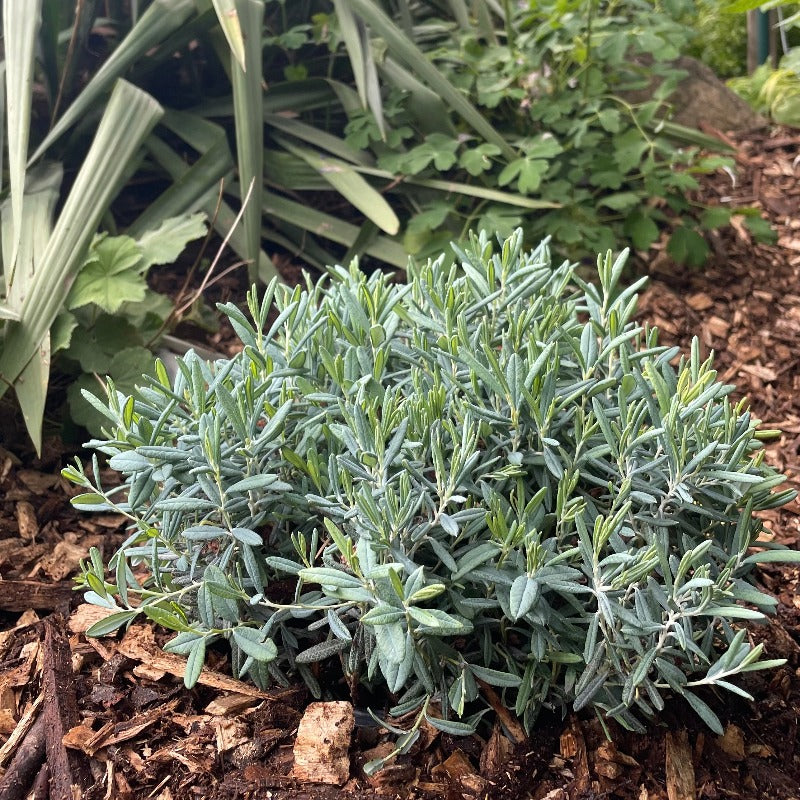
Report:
0,128,798,800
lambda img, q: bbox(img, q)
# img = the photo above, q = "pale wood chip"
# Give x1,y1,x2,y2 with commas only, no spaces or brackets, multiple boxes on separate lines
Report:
14,502,38,541
0,709,17,736
68,604,117,635
132,663,168,681
116,625,271,698
204,694,261,717
740,363,778,382
665,729,696,800
0,693,42,767
292,701,354,785
686,292,714,311
705,316,730,337
214,717,249,753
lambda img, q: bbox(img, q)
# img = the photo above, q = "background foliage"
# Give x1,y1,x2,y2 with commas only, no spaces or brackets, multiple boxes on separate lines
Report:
684,0,748,78
66,231,797,769
720,0,800,124
0,0,773,451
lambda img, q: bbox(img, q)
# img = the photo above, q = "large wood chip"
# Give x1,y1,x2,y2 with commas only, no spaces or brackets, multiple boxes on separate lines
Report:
0,579,72,612
740,363,778,382
116,624,273,698
665,729,696,800
39,540,92,581
214,717,250,753
67,603,117,635
292,701,354,785
361,742,415,788
431,748,487,793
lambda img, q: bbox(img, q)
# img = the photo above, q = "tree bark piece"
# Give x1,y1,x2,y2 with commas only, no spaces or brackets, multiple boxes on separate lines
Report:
476,679,526,744
41,617,91,800
480,721,515,774
0,712,46,800
292,701,354,785
31,764,50,800
116,624,273,698
0,580,73,612
560,718,590,793
666,729,696,800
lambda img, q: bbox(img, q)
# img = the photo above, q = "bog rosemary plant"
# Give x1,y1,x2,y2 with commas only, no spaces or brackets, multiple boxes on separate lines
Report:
65,230,797,759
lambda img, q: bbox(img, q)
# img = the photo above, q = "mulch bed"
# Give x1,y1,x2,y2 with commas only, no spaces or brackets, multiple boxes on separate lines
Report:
0,127,799,800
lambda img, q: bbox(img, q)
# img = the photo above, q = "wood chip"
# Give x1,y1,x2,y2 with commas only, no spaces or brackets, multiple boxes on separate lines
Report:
480,721,515,774
476,679,526,744
67,604,117,635
0,639,39,690
292,701,354,785
16,470,59,494
705,315,730,337
132,662,168,681
0,580,73,613
563,718,590,792
431,748,476,782
686,292,714,311
717,724,745,761
0,709,17,736
665,729,696,800
596,740,640,767
0,711,46,800
0,694,42,767
15,502,38,541
38,540,91,581
205,693,261,717
361,742,415,788
746,743,776,758
214,717,250,753
740,363,778,382
66,702,180,757
116,625,272,697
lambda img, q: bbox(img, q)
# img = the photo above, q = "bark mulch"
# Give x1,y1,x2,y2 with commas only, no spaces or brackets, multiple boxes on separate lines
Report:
0,127,799,800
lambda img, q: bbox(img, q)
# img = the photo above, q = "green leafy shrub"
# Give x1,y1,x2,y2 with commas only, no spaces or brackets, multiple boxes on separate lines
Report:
683,0,748,78
728,52,800,126
59,213,208,437
0,1,758,451
330,0,740,266
65,231,797,759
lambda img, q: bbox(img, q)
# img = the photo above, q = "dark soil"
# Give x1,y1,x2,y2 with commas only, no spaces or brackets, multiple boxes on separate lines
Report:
0,127,799,800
